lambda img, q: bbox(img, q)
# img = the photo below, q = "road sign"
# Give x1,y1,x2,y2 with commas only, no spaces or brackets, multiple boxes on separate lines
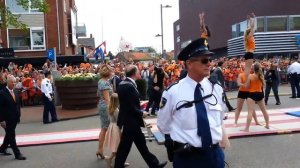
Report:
47,49,55,61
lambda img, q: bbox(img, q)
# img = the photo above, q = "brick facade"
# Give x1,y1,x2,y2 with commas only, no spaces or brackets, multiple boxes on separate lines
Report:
0,0,77,57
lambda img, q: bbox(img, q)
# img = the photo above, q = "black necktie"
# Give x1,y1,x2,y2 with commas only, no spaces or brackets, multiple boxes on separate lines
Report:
194,84,212,148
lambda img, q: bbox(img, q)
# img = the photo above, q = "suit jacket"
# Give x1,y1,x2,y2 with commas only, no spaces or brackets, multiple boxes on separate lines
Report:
117,78,144,131
0,88,21,123
213,67,225,88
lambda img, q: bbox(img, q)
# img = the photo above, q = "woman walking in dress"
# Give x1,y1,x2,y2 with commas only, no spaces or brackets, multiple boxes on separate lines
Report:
96,64,113,159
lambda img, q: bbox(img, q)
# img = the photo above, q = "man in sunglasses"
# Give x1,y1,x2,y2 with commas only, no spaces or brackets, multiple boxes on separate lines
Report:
157,38,230,168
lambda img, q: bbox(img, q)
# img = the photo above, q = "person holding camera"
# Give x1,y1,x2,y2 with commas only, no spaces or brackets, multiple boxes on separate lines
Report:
264,63,281,105
41,71,58,124
146,65,168,116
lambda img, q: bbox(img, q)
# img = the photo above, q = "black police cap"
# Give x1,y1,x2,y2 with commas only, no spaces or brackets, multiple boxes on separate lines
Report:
177,38,214,61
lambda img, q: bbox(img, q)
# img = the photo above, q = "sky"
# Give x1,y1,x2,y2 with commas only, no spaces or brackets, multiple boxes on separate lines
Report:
75,0,179,54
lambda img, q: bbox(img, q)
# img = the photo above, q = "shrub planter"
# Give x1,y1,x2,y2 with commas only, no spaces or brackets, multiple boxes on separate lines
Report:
55,80,99,110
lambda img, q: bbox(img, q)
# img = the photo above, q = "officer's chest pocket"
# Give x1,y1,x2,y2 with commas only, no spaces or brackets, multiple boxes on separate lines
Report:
207,104,223,127
177,107,197,130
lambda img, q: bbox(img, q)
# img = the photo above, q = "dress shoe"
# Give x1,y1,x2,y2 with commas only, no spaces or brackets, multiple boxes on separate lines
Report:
0,149,12,156
15,154,26,160
96,152,105,159
275,102,281,105
157,161,168,168
43,121,51,124
289,96,296,98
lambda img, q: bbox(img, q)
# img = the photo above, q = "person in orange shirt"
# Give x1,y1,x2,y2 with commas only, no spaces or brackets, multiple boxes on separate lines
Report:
242,62,269,132
244,13,256,79
234,66,259,126
199,12,211,49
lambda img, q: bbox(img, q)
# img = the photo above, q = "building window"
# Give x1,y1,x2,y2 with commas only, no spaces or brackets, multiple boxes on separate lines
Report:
289,16,300,31
8,28,45,51
176,25,180,31
181,40,191,49
65,35,69,47
31,28,45,50
267,16,287,32
256,17,265,32
232,24,237,38
239,21,247,36
6,0,42,14
177,36,180,43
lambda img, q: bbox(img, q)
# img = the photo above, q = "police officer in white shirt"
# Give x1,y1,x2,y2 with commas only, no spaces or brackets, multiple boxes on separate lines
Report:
287,57,300,98
41,71,58,124
158,39,230,168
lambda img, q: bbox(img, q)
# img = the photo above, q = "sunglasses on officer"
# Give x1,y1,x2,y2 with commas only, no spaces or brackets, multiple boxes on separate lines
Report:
189,57,212,64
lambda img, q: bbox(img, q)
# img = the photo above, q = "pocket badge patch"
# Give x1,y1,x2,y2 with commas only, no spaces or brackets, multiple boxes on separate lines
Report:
159,97,167,109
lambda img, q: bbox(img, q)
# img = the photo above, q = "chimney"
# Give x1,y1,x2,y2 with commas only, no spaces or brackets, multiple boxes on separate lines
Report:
90,34,93,38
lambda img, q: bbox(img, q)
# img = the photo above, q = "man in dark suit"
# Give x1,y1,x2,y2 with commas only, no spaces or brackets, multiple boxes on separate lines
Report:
114,65,167,168
212,61,236,112
0,75,26,160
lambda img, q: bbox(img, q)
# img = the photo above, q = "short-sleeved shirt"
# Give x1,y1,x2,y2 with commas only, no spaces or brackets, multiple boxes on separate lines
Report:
98,79,113,106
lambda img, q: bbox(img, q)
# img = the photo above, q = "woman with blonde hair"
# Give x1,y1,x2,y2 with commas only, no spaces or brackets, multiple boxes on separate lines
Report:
96,64,113,159
243,62,269,132
103,93,130,167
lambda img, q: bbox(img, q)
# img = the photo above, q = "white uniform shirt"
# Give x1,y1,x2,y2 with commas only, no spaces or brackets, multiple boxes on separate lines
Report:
157,75,226,147
41,78,53,99
287,62,300,74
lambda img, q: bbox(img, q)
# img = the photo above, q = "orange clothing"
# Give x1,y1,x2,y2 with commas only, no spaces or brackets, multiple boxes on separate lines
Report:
246,36,255,51
239,73,248,92
249,74,263,93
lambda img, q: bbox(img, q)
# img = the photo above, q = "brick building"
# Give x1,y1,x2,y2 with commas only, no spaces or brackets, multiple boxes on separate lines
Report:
0,0,78,57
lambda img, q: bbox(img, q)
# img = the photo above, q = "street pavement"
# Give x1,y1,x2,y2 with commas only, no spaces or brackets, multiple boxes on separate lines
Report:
1,84,300,168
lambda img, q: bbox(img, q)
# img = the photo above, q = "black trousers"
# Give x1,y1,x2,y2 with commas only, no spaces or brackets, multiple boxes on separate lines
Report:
42,94,57,123
289,73,300,97
145,90,162,114
0,121,20,156
114,127,159,168
265,82,280,103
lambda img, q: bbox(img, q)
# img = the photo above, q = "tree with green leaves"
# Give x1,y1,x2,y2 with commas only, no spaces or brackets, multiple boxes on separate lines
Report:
0,0,49,29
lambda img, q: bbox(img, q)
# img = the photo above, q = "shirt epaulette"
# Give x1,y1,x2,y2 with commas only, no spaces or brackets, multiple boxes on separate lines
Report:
166,81,179,91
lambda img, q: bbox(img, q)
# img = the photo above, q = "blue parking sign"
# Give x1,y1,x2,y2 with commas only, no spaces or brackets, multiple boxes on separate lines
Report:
47,49,55,61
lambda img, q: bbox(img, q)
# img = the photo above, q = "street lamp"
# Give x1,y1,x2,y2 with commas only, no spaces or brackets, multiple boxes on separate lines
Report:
158,4,171,59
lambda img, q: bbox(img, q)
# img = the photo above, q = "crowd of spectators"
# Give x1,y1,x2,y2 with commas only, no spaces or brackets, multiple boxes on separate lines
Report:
0,56,294,106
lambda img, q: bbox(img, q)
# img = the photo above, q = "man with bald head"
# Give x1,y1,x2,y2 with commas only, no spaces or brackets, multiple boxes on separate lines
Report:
115,65,167,168
0,75,26,160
